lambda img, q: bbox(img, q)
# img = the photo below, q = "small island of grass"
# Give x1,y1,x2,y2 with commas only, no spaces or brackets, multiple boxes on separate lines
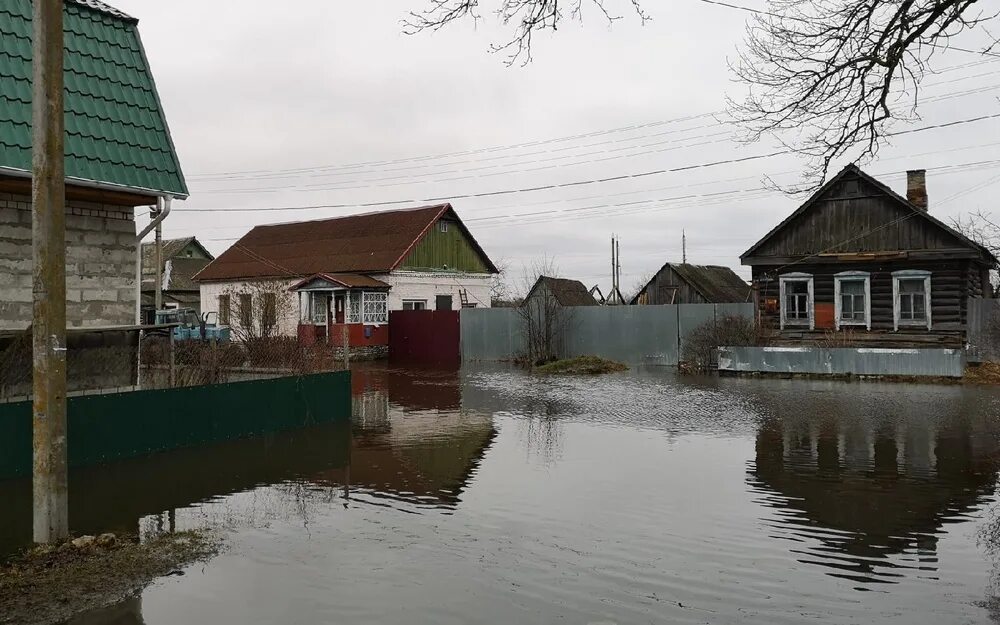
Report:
534,356,628,375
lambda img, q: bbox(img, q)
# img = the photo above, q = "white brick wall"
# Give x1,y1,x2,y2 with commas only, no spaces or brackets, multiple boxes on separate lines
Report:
374,271,492,310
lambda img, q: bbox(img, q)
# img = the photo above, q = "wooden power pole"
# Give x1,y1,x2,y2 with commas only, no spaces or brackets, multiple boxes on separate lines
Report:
32,0,69,543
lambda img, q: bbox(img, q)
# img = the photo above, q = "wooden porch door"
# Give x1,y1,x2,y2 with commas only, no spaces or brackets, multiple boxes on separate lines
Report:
334,293,346,324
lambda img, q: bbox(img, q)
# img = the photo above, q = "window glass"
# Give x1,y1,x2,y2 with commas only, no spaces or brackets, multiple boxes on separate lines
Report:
402,300,427,311
785,281,809,320
310,293,327,324
218,294,230,325
239,293,252,329
839,279,866,321
899,278,927,321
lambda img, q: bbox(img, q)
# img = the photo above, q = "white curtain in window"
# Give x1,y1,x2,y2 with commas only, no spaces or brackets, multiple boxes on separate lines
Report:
363,291,388,324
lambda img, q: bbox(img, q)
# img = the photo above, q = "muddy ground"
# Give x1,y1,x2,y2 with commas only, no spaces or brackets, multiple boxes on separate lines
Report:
0,531,219,625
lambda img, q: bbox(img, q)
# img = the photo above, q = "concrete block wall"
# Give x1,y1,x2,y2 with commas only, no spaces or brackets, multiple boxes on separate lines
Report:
0,193,138,330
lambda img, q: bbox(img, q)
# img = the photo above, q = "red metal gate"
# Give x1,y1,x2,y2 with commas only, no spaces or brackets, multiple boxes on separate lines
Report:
388,310,460,367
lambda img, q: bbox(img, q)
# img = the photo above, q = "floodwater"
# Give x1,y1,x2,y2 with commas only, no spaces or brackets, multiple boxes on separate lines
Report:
5,364,1000,624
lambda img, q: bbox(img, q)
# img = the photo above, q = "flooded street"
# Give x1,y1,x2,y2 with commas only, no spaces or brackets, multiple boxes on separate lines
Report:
6,365,1000,624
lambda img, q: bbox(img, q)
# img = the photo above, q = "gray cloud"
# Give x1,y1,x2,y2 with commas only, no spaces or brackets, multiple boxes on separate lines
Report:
117,0,1000,290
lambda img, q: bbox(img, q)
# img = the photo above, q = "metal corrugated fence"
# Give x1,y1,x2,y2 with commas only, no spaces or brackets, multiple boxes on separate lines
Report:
717,346,964,377
460,303,754,365
967,298,1000,363
0,370,351,479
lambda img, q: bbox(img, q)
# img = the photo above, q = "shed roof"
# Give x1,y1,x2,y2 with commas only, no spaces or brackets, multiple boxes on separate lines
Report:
637,263,750,304
195,204,497,282
741,164,996,264
525,276,599,307
0,0,187,198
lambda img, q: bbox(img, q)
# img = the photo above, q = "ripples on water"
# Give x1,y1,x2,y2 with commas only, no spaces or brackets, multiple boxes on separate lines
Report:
4,363,1000,624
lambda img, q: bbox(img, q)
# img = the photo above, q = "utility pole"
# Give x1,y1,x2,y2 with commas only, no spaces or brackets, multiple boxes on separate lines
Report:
616,236,622,304
32,0,68,543
682,230,687,264
610,235,616,304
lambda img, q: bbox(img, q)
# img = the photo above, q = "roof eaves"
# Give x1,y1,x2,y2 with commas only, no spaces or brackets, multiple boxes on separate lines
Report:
132,22,189,198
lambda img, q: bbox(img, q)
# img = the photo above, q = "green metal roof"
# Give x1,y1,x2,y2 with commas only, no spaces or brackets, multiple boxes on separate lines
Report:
0,0,188,198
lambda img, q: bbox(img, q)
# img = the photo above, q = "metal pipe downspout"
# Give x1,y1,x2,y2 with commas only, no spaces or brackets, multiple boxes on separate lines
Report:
135,196,171,324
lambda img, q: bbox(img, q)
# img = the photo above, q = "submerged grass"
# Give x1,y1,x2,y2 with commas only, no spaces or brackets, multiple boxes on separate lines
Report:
0,530,220,625
534,356,628,375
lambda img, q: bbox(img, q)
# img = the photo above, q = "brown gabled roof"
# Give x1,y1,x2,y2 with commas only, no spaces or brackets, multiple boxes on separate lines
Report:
741,164,998,263
630,263,750,304
289,273,391,291
195,204,497,282
524,276,599,307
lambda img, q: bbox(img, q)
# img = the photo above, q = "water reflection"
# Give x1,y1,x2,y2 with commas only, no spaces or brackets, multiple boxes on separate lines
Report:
64,596,144,625
746,385,1000,587
1,364,496,558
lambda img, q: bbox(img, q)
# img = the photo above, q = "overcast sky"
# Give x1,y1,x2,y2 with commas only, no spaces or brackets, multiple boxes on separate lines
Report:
116,0,1000,295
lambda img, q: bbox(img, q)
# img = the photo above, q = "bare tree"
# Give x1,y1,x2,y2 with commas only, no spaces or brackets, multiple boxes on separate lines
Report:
405,0,649,65
223,280,296,350
490,256,515,306
517,257,574,364
729,0,998,191
952,209,1000,294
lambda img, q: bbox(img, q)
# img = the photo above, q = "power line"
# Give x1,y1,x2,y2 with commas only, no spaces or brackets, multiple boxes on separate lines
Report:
190,158,1000,244
172,112,1000,216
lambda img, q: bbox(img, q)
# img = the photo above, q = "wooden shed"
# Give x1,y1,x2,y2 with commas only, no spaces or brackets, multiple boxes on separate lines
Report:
740,165,997,347
631,263,750,305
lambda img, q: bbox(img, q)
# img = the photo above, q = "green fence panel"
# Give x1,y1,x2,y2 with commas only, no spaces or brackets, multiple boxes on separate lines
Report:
0,371,351,480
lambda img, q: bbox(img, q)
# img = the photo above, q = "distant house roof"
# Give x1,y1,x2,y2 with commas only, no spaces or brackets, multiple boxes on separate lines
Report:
195,204,498,282
631,263,750,304
141,237,213,269
290,273,391,291
524,276,599,307
0,0,187,198
141,237,214,293
741,164,996,263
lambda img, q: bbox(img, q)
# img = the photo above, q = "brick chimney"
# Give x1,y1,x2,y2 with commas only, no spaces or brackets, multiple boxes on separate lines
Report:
907,169,928,211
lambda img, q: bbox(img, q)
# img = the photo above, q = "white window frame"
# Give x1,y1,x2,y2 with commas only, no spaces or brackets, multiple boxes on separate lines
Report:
362,291,388,324
402,299,427,311
439,221,449,233
892,270,932,331
834,271,871,330
779,273,814,330
300,291,328,325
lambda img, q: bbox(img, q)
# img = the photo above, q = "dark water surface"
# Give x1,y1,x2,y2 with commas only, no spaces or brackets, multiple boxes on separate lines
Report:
6,364,1000,624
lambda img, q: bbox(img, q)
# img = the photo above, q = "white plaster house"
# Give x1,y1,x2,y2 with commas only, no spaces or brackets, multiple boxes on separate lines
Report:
194,204,497,348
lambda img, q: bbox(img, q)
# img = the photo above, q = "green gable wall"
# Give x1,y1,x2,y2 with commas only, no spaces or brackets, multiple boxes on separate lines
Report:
401,220,491,273
0,1,187,197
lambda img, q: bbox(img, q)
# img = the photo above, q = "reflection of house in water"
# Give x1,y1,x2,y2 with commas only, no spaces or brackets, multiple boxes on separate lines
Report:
327,364,496,508
749,402,1000,585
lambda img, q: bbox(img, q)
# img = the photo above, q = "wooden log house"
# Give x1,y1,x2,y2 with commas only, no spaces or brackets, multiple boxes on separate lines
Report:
740,165,997,347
